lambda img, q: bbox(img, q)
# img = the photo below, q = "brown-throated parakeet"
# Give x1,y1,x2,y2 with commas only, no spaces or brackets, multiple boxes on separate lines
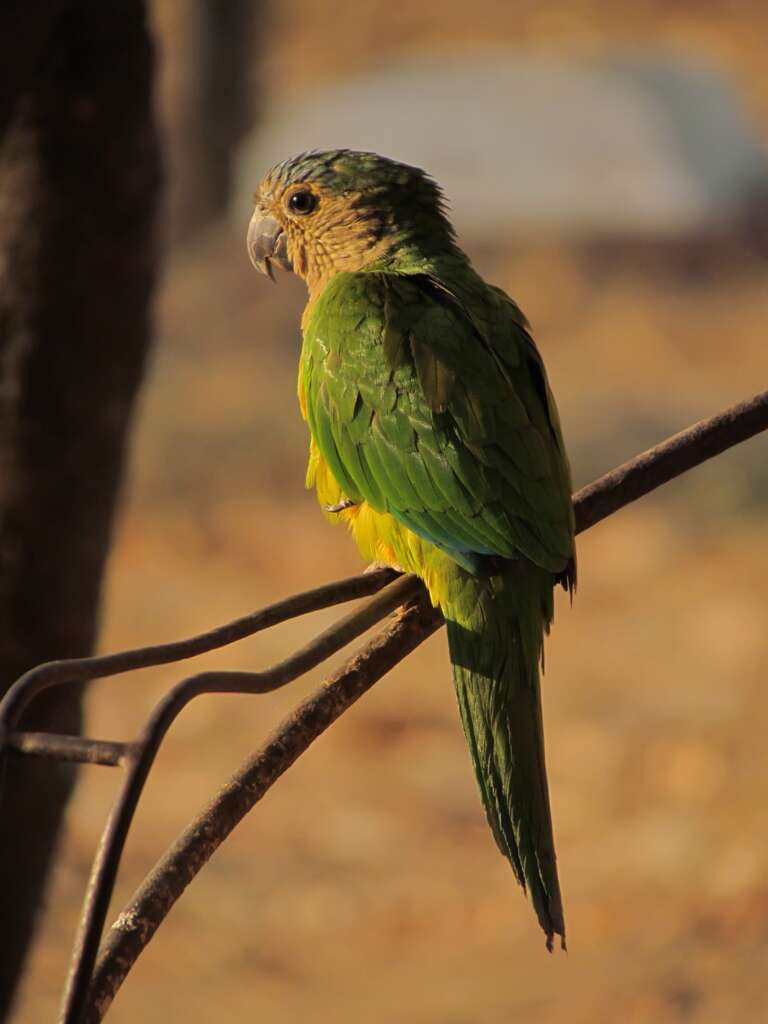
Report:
247,150,576,949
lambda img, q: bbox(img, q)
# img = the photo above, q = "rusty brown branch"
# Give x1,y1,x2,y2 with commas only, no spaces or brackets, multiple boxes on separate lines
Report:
57,573,422,1024
5,732,130,768
85,594,443,1024
0,567,398,740
81,388,767,1021
573,389,768,532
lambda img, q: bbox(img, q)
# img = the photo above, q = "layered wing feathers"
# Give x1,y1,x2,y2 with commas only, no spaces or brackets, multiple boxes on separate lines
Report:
303,271,574,575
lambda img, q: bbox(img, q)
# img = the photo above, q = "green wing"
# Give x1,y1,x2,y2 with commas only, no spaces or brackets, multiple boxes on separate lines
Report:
302,270,574,576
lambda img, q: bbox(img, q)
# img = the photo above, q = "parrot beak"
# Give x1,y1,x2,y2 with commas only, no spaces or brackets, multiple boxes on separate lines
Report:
247,211,292,281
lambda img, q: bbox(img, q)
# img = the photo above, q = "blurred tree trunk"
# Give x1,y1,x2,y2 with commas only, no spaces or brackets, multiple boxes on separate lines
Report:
0,2,65,141
0,2,160,1018
157,0,262,243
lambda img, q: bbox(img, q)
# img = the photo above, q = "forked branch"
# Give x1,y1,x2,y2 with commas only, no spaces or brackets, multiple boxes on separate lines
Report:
0,390,765,1023
80,388,767,1022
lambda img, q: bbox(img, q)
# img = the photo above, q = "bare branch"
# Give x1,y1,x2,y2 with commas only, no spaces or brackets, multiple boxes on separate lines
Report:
81,388,768,1021
85,594,443,1024
5,733,129,768
573,389,768,532
0,567,399,734
57,574,422,1024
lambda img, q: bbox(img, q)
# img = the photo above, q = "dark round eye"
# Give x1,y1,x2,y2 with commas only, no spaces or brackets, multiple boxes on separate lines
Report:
287,189,317,215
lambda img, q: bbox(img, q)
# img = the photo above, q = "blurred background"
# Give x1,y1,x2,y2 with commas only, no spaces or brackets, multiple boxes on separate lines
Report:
9,1,768,1020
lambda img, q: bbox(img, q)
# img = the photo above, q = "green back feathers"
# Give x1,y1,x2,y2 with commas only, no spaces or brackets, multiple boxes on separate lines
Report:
303,270,574,576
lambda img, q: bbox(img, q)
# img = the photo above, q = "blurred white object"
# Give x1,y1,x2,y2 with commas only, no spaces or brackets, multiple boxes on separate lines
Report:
234,51,768,239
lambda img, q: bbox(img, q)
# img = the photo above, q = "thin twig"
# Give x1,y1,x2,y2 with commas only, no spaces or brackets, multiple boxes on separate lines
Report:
4,733,130,768
0,567,398,739
59,574,422,1024
82,389,768,1021
85,594,443,1024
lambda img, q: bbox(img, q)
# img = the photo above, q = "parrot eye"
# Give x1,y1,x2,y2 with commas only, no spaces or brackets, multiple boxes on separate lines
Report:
287,189,317,215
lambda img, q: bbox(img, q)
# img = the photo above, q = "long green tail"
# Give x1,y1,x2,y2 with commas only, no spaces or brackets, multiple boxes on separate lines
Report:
444,560,564,949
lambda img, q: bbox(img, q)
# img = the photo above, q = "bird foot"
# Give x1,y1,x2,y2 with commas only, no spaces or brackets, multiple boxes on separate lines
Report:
363,560,403,574
364,561,415,619
323,498,357,514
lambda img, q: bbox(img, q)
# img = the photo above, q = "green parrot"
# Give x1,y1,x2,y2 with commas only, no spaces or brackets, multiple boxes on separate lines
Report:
248,150,575,949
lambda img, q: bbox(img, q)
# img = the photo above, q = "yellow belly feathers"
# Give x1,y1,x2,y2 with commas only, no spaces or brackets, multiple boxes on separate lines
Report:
298,335,463,611
306,435,459,606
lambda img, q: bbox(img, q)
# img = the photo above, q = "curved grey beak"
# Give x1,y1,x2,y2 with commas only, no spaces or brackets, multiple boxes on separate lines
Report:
247,212,292,281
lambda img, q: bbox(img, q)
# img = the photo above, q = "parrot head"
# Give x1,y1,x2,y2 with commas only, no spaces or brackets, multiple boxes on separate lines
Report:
247,149,455,292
